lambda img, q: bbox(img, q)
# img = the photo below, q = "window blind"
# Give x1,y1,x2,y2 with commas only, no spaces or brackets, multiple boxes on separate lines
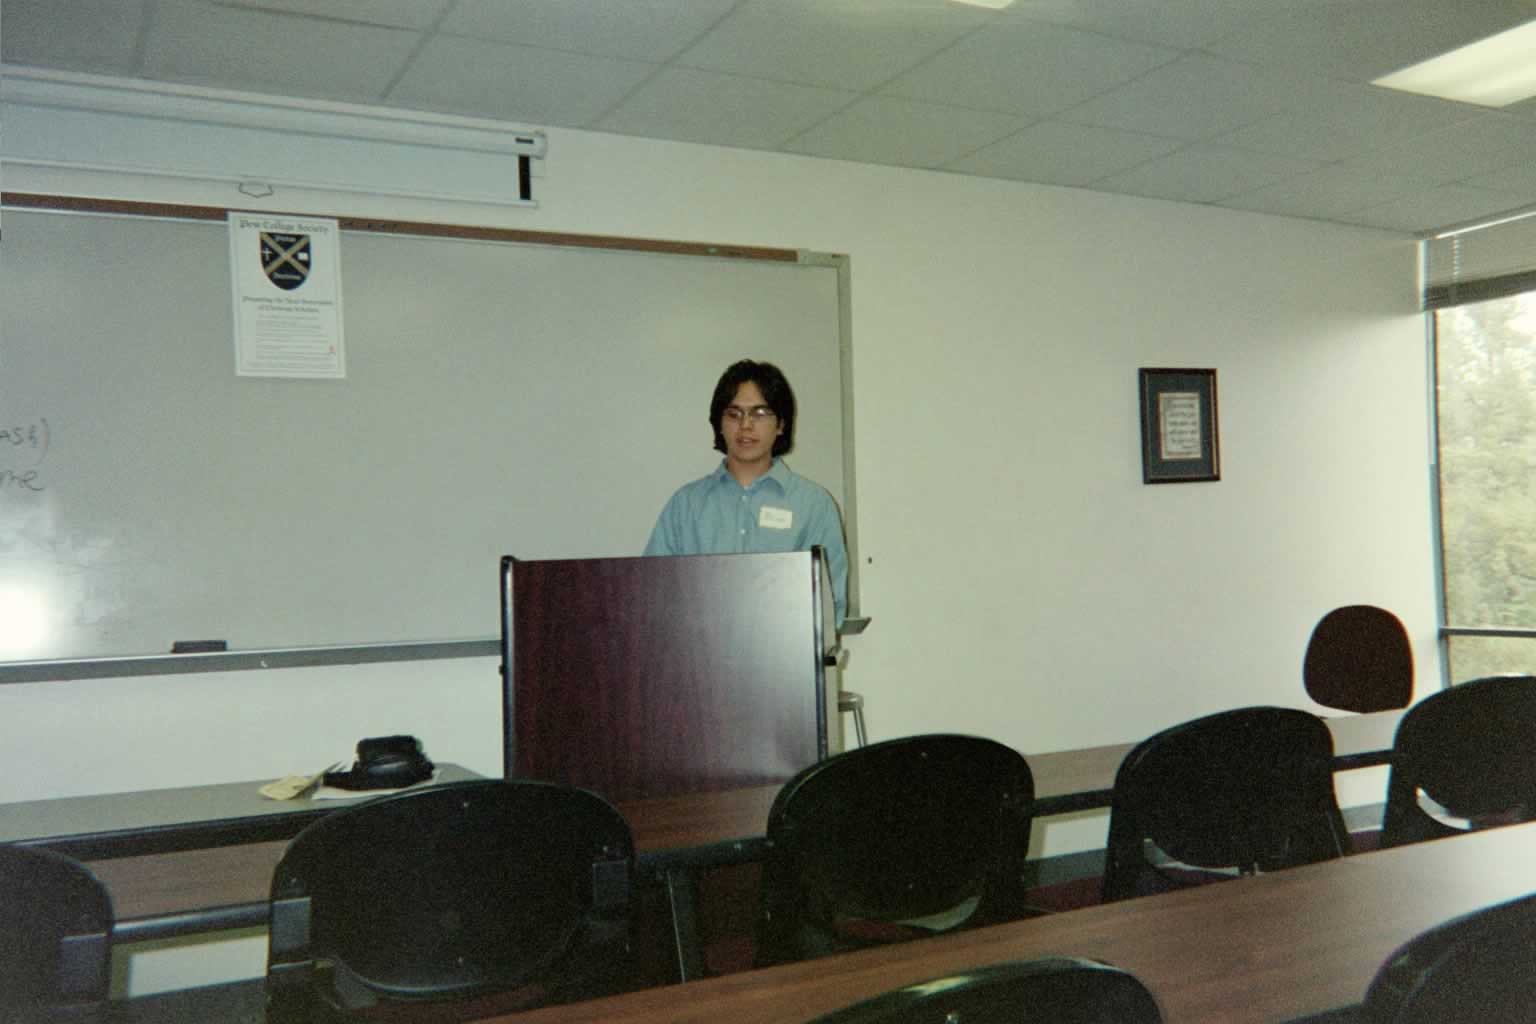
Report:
1424,207,1536,308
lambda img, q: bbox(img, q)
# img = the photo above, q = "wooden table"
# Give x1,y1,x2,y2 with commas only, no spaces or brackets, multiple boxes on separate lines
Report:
483,821,1536,1024
119,818,1535,1024
613,711,1400,979
614,708,1401,849
0,764,486,860
0,765,484,940
3,711,1403,953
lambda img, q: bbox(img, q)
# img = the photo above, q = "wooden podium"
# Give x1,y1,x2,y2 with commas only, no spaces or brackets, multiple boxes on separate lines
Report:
499,550,839,802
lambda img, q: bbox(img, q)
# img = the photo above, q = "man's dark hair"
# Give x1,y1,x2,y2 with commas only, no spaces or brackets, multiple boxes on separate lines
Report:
710,359,796,456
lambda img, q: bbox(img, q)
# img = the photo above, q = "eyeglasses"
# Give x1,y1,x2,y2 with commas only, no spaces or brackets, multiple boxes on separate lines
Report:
722,405,777,424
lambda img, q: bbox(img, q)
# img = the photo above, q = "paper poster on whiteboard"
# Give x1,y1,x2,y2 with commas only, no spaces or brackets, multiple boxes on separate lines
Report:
228,212,345,378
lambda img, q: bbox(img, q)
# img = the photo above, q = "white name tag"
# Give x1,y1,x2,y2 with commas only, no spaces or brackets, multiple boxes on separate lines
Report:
759,505,794,530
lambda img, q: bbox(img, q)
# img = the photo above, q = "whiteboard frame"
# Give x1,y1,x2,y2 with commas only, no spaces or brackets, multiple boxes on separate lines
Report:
0,193,859,683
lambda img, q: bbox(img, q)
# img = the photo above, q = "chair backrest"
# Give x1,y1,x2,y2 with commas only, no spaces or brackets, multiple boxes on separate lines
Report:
1303,604,1413,713
267,779,634,1016
755,733,1033,968
804,957,1162,1024
0,844,114,1019
1101,706,1348,903
1362,892,1536,1024
1380,675,1536,848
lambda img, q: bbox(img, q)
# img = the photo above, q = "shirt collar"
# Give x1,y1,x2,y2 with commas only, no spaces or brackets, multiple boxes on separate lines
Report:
712,458,788,493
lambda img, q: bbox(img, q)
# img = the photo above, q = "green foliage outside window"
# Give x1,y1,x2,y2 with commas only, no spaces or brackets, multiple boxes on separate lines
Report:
1435,294,1536,681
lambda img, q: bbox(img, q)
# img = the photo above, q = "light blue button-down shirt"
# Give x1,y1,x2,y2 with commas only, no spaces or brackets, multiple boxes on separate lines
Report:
644,458,848,626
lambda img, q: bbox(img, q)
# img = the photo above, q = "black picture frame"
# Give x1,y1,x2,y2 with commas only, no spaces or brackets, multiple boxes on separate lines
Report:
1139,368,1220,484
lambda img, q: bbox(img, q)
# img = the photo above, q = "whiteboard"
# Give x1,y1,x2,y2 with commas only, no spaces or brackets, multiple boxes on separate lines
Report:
0,207,851,664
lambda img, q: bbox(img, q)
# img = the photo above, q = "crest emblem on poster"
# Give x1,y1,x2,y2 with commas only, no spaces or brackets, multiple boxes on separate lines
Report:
260,232,312,291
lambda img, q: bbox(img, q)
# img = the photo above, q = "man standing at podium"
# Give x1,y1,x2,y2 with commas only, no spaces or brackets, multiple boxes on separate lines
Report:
645,359,849,628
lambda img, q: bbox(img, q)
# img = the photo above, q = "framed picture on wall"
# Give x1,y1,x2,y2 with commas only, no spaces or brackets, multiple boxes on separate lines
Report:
1139,368,1220,484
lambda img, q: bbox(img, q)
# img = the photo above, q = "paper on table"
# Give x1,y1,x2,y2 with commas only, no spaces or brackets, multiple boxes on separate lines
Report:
257,760,346,801
258,772,324,801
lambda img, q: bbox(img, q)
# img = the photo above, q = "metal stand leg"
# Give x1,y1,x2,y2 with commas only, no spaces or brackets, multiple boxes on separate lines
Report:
838,691,867,747
662,866,706,982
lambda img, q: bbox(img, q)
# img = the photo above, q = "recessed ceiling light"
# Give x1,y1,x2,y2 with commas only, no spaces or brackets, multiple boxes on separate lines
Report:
948,0,1016,9
1373,18,1536,107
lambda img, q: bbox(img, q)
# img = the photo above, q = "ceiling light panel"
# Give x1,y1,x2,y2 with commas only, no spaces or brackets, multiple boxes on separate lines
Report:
1373,19,1536,107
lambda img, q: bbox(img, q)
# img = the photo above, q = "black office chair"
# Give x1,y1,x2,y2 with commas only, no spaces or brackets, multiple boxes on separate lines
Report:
804,957,1162,1023
266,779,635,1020
755,733,1035,968
1379,674,1536,849
1361,892,1536,1023
1101,706,1349,903
1303,604,1413,713
0,844,115,1021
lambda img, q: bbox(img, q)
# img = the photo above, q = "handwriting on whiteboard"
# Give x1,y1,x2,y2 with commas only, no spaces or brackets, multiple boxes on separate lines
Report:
1,417,50,492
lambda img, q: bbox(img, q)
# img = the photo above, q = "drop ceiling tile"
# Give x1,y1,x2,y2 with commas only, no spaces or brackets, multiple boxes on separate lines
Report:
1,0,149,74
216,0,450,31
391,35,657,124
784,95,1023,169
7,0,1536,235
1466,160,1536,193
946,118,1184,185
1216,83,1482,162
880,17,1179,117
1001,0,1314,50
1217,164,1443,221
440,0,737,62
1206,0,1536,83
1350,183,1533,234
1096,143,1323,204
1336,114,1536,186
596,67,856,149
142,0,417,102
674,0,992,93
1062,54,1329,141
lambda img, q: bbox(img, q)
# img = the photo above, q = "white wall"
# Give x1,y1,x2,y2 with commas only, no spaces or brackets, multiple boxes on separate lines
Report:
1,80,1434,990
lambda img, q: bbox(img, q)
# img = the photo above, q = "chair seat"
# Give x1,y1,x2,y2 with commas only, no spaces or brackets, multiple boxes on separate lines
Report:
1101,706,1349,903
1303,605,1413,713
0,845,114,1019
755,733,1035,967
266,779,636,1018
1380,675,1536,849
1362,891,1536,1023
804,957,1162,1024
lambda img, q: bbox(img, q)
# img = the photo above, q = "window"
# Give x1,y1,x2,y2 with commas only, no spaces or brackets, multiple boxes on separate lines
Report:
1434,290,1536,680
